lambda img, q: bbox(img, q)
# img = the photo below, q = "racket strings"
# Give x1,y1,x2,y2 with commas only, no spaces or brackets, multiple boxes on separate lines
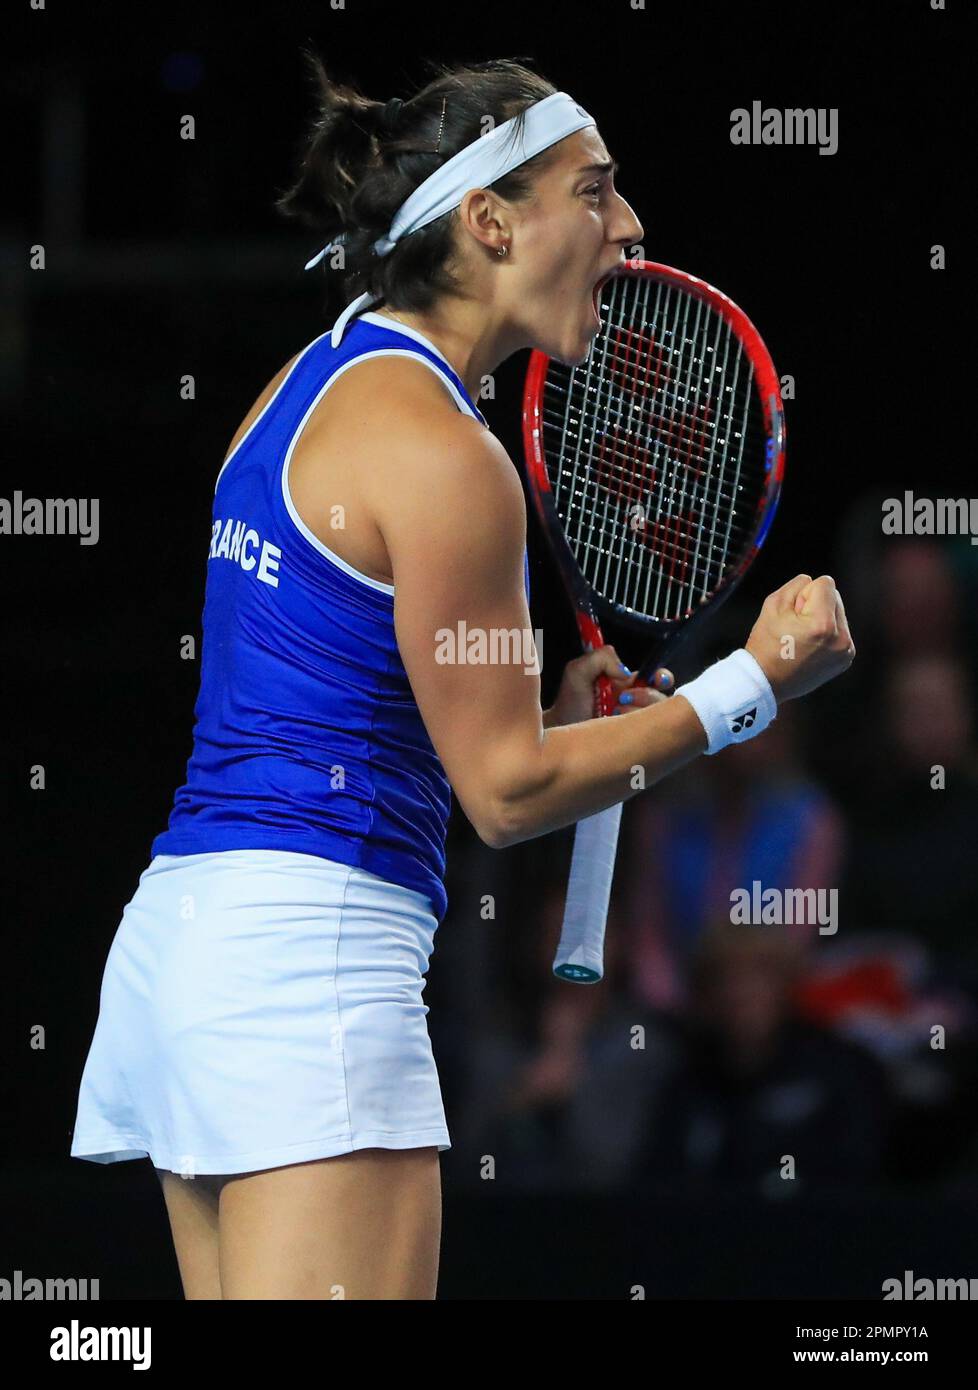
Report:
555,276,727,606
540,399,760,514
541,375,763,472
543,271,765,621
625,276,738,617
590,277,746,605
540,424,757,586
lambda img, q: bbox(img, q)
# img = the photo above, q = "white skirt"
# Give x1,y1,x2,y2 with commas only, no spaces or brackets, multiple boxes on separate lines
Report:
70,850,450,1176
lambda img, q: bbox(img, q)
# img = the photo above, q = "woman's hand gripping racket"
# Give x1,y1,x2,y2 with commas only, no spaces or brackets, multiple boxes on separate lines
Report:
521,261,786,982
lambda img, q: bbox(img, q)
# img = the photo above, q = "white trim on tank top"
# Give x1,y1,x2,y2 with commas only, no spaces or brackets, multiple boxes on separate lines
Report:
359,312,487,425
281,345,486,596
214,314,486,496
214,328,332,496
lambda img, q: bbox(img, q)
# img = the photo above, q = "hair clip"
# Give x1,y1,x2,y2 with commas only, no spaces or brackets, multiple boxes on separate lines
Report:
432,95,447,154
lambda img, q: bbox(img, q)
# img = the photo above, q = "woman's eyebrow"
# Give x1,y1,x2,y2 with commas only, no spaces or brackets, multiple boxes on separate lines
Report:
575,158,619,176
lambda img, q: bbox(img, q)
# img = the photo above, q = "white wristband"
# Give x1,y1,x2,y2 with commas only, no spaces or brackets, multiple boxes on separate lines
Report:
676,648,777,755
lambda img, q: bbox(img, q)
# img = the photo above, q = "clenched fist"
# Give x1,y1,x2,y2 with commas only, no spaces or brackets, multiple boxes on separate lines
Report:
745,574,856,702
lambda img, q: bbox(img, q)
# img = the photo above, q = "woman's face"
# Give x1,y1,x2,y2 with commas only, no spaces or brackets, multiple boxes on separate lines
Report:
504,126,645,364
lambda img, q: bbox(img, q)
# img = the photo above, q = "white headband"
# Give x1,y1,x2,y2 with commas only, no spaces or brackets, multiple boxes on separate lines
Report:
304,89,596,348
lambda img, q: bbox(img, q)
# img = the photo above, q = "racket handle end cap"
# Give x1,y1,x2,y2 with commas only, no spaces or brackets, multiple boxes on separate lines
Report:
553,963,603,984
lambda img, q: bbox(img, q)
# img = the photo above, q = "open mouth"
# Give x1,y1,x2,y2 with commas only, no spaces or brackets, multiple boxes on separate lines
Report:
589,272,612,328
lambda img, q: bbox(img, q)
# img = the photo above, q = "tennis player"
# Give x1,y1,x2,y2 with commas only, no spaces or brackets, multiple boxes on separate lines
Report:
70,57,854,1299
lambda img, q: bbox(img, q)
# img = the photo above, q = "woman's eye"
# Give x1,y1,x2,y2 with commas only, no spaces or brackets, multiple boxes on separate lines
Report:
584,184,602,199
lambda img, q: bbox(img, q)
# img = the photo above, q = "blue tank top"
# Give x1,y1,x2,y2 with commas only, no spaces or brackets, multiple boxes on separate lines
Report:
152,310,531,921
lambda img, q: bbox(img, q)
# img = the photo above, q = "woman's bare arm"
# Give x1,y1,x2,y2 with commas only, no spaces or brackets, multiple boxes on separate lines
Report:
367,405,708,847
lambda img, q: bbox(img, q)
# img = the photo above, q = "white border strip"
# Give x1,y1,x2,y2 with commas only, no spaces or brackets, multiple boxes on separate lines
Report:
281,348,484,595
213,328,332,495
360,312,487,423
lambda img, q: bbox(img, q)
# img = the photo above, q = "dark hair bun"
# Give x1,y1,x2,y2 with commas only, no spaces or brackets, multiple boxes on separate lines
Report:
380,97,404,134
276,54,558,314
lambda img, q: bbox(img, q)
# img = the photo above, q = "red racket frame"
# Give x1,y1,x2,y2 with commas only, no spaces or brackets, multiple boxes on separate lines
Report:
521,259,786,714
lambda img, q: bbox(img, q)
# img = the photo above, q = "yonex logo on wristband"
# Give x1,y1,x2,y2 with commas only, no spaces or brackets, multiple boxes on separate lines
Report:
730,708,758,734
678,650,776,755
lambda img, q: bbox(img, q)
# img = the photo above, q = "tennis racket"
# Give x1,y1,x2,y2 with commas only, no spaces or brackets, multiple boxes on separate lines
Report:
521,259,786,982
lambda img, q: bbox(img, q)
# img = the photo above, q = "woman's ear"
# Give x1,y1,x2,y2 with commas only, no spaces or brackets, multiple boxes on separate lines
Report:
457,187,512,257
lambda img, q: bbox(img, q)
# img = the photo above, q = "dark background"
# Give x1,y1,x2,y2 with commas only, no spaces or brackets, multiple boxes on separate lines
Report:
2,0,975,1300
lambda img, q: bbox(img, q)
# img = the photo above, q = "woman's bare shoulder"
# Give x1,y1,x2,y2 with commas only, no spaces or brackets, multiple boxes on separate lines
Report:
323,350,485,433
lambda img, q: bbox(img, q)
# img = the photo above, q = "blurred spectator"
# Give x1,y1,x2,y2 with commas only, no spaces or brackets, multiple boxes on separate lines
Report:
639,927,889,1193
840,652,978,980
812,519,978,803
835,510,975,673
619,698,845,1010
795,930,978,1184
445,877,680,1193
875,538,962,659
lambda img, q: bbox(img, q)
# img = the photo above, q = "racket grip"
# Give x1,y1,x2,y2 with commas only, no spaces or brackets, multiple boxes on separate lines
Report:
594,670,616,717
552,801,624,983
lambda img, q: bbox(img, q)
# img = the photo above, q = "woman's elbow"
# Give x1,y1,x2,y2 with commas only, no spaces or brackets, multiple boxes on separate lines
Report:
467,798,515,849
473,785,538,850
462,741,551,849
475,814,521,851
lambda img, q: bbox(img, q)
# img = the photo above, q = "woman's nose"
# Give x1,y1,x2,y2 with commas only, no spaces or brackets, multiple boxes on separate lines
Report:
612,194,643,248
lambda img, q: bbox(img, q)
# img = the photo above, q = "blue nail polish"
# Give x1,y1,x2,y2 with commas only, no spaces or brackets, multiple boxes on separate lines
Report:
619,663,631,674
619,691,634,705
